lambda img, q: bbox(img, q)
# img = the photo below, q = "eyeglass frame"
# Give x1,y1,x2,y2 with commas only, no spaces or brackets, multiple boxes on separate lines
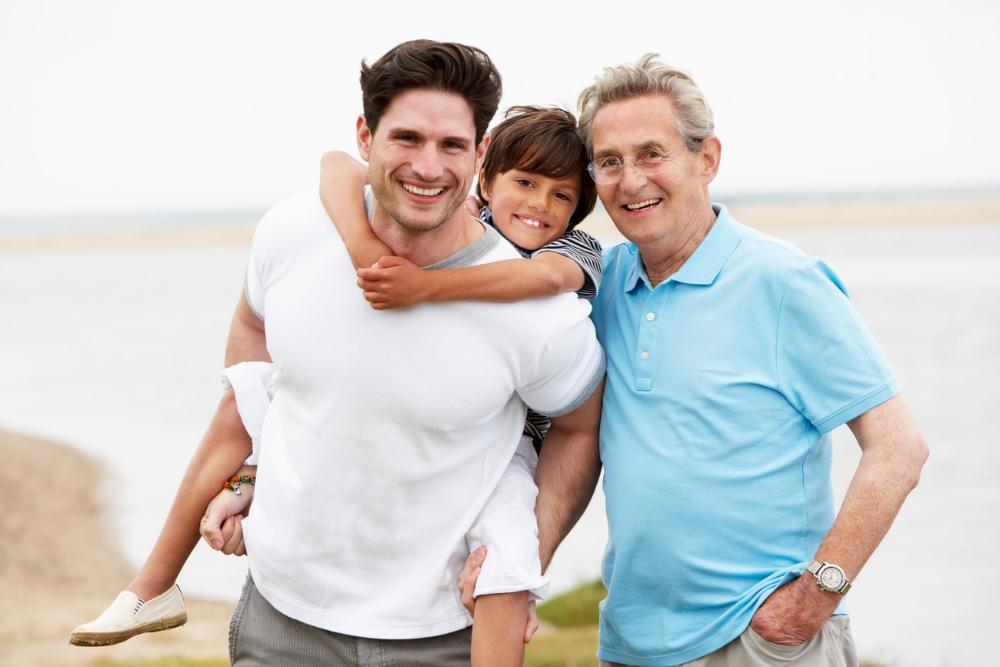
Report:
586,152,670,185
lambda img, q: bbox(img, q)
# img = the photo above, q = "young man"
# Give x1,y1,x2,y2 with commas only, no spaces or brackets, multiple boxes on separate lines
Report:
202,40,605,666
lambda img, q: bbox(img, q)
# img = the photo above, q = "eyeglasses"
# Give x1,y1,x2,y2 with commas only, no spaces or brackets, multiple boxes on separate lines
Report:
587,153,669,185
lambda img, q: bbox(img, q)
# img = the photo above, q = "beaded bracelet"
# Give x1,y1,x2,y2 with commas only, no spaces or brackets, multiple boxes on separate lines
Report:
223,474,256,496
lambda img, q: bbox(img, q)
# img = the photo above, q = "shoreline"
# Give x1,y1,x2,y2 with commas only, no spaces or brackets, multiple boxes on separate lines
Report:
1,197,998,252
0,429,231,667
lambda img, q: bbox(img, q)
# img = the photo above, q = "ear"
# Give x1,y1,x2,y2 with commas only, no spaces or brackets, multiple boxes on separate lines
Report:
478,170,492,204
357,115,373,161
699,135,721,185
475,131,491,173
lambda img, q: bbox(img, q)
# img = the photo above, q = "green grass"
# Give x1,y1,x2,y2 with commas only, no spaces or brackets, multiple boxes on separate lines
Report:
526,625,600,667
536,579,606,628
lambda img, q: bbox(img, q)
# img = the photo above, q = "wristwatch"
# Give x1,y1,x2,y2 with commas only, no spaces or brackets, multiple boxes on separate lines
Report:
807,560,852,595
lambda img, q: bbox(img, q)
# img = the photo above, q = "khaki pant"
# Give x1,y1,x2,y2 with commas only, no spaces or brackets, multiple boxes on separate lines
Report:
602,615,858,667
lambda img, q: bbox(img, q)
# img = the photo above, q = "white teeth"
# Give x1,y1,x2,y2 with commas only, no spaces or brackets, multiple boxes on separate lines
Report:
626,198,660,211
521,217,542,228
402,183,444,196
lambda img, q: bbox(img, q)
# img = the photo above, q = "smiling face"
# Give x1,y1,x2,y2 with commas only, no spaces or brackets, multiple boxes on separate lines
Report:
358,88,485,233
590,94,719,251
480,168,582,250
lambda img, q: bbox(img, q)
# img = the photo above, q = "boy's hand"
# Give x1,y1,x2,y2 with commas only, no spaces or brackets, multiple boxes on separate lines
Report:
458,546,540,644
356,256,431,310
464,194,483,219
200,484,254,555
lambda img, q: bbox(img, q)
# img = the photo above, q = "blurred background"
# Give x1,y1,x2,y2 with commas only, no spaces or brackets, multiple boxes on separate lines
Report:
2,1,997,665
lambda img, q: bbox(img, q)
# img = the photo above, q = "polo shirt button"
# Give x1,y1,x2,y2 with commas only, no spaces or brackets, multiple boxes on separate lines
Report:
641,351,649,360
646,312,655,321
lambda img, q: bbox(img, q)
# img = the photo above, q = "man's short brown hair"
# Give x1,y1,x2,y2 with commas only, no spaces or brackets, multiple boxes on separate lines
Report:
477,106,597,231
360,40,502,145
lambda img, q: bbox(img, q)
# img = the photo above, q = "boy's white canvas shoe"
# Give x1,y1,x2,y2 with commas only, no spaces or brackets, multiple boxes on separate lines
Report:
69,584,187,646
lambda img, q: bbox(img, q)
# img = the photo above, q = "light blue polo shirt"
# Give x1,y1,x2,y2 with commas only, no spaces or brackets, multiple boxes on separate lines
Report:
590,205,899,666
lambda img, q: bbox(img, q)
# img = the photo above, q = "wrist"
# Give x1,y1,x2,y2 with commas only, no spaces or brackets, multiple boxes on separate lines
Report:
423,270,445,303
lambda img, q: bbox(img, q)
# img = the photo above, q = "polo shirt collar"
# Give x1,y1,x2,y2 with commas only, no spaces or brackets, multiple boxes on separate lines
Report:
623,204,743,292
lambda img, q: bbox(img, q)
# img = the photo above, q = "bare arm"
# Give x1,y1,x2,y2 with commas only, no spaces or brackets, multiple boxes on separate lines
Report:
751,394,929,643
471,591,529,667
319,150,392,269
357,252,586,310
534,381,604,571
225,291,270,366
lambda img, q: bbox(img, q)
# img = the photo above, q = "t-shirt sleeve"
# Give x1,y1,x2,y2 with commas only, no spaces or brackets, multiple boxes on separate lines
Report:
531,229,603,300
518,297,606,417
776,258,899,433
242,193,318,320
244,213,271,320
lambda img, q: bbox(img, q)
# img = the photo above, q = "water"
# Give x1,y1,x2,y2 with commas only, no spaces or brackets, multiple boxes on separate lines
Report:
2,220,998,666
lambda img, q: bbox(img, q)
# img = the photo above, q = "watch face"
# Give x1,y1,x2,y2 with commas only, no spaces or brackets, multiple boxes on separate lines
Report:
819,565,845,590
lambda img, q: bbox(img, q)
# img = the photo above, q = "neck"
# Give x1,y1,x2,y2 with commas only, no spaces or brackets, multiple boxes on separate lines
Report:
640,205,717,287
370,206,484,268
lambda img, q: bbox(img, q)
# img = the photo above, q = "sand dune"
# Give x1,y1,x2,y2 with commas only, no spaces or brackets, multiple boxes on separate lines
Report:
0,429,232,667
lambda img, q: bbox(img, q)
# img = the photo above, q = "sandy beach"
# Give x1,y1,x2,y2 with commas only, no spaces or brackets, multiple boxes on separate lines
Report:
0,429,232,667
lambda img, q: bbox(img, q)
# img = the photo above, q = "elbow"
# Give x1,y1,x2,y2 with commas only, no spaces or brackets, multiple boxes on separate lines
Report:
320,149,350,168
901,435,930,492
540,267,567,298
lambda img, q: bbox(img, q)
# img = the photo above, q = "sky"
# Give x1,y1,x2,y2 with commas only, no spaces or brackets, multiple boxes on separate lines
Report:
1,0,998,216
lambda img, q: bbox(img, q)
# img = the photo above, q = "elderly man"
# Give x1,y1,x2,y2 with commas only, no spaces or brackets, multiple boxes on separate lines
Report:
203,40,605,666
579,56,928,666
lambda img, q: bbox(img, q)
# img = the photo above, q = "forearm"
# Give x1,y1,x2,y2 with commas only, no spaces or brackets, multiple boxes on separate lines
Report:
534,418,602,571
470,592,528,667
814,414,927,578
427,257,579,304
319,150,391,269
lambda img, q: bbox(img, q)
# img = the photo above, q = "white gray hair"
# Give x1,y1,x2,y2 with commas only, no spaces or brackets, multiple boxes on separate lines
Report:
577,54,715,154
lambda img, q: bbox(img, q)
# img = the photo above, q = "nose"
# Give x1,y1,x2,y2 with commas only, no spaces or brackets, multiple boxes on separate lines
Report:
528,191,549,213
619,160,648,194
410,143,444,182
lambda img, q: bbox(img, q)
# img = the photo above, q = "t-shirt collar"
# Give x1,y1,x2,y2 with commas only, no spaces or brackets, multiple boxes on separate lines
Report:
624,204,742,292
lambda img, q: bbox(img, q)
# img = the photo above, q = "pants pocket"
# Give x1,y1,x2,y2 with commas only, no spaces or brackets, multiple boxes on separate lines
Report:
745,625,812,660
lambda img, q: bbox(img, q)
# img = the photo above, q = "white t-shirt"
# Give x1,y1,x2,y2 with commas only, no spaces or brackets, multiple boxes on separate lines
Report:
241,192,605,639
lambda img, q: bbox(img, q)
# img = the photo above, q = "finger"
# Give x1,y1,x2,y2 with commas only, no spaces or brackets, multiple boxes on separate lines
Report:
460,566,481,615
357,268,389,281
468,546,487,568
235,536,247,556
199,501,229,550
524,602,539,643
222,516,244,555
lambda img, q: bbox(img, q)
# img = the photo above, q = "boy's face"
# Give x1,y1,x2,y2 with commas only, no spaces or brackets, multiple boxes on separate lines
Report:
480,168,582,250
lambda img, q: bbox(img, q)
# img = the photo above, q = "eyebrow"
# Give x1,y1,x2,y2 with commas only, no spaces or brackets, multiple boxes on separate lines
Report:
594,140,669,159
386,127,472,148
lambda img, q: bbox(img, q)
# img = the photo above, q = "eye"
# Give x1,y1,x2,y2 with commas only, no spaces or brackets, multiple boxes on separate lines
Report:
555,192,574,203
597,156,623,170
443,140,464,150
639,149,667,166
514,178,534,188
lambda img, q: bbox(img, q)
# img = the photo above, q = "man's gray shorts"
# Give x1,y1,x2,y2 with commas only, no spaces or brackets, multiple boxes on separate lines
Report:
601,615,858,667
229,576,472,666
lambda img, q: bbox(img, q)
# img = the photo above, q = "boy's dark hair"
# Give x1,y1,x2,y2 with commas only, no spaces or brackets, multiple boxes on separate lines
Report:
477,106,597,231
360,40,502,145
